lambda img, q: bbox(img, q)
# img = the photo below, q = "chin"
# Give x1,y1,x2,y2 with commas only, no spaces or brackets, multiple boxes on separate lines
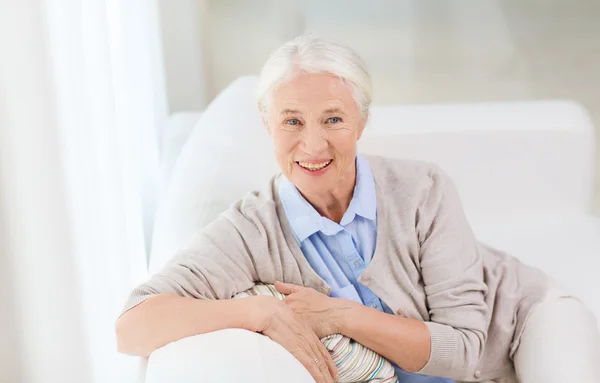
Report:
292,178,325,195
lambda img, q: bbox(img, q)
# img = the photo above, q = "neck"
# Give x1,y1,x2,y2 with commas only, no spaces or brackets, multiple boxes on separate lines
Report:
303,163,357,224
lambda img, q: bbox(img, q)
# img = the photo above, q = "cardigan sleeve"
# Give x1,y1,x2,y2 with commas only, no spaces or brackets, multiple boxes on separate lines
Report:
119,203,262,316
414,167,489,380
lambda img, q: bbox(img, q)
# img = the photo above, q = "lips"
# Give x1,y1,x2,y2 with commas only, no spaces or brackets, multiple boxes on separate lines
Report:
296,159,333,171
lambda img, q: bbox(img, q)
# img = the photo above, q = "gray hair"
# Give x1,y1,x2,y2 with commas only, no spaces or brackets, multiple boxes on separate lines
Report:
256,35,372,121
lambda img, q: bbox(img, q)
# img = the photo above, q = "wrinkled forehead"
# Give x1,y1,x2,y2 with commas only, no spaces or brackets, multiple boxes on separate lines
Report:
269,72,358,115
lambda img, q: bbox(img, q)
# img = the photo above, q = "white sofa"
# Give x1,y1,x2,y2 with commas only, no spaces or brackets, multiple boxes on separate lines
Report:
141,76,600,382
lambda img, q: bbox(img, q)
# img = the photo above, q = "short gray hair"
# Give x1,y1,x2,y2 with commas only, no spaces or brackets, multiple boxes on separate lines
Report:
257,35,372,121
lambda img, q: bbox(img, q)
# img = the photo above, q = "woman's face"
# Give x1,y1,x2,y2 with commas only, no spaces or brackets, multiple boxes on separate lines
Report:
265,72,365,198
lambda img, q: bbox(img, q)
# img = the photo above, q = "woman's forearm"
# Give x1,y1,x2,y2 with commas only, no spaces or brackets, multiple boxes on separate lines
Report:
115,294,263,356
337,300,431,372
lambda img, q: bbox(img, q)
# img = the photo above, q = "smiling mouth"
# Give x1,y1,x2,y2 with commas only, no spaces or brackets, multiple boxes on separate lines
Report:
296,160,333,171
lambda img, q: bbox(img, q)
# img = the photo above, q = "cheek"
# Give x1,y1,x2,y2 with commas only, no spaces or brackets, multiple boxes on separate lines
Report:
329,129,358,174
272,131,299,172
272,131,297,154
330,129,358,155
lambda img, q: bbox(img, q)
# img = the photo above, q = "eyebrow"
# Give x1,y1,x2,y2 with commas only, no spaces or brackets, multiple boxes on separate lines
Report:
280,108,301,115
323,107,344,114
279,107,346,115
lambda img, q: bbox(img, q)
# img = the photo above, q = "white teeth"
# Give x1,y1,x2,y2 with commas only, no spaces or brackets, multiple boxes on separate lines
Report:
298,160,332,170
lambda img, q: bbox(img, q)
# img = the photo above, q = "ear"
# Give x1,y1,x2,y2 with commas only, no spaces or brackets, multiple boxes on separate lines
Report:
259,103,271,134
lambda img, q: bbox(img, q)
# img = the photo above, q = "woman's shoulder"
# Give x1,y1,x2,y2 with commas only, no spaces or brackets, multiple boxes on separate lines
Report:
363,154,450,196
217,174,283,233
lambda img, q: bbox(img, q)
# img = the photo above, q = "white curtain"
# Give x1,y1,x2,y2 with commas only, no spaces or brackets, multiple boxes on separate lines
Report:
0,1,166,382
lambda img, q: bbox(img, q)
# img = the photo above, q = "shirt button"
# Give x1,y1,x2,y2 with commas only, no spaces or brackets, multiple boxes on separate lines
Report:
353,260,362,268
370,302,378,309
361,275,371,283
474,371,481,378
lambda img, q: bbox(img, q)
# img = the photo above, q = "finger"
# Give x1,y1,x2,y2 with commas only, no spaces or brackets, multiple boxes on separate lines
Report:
311,354,335,383
317,339,338,382
299,349,331,383
298,333,334,383
307,334,335,383
275,281,304,295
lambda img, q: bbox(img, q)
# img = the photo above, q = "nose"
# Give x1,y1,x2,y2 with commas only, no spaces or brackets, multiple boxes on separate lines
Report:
301,123,328,155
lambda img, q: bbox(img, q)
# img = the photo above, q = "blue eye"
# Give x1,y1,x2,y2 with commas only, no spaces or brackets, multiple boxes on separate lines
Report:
327,117,341,124
286,119,300,126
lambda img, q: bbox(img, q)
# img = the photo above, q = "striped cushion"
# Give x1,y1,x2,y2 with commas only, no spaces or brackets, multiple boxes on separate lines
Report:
234,283,399,383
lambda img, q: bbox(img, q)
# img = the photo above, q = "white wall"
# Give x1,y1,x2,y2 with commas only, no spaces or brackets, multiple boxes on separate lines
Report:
159,0,526,107
158,0,305,111
158,0,209,112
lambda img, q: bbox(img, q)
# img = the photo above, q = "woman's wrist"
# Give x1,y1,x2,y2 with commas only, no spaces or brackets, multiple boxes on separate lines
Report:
238,295,282,332
329,298,362,335
235,294,361,337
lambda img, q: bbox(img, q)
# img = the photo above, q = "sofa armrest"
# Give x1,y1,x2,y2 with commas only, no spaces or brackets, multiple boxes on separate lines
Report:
144,329,314,383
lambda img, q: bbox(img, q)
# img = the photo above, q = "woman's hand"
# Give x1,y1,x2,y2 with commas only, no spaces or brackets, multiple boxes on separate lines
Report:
248,295,339,383
275,281,352,339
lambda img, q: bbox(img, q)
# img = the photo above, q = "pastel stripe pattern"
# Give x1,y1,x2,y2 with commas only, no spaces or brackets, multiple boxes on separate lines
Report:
234,283,399,383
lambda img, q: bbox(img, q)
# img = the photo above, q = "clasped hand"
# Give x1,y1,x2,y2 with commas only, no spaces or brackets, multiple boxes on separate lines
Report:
249,281,349,383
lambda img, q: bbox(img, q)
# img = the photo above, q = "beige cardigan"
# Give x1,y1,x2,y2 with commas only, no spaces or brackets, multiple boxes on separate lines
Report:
123,155,550,382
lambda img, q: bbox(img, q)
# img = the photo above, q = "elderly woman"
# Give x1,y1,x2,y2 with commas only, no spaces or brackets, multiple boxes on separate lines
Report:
116,36,600,383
